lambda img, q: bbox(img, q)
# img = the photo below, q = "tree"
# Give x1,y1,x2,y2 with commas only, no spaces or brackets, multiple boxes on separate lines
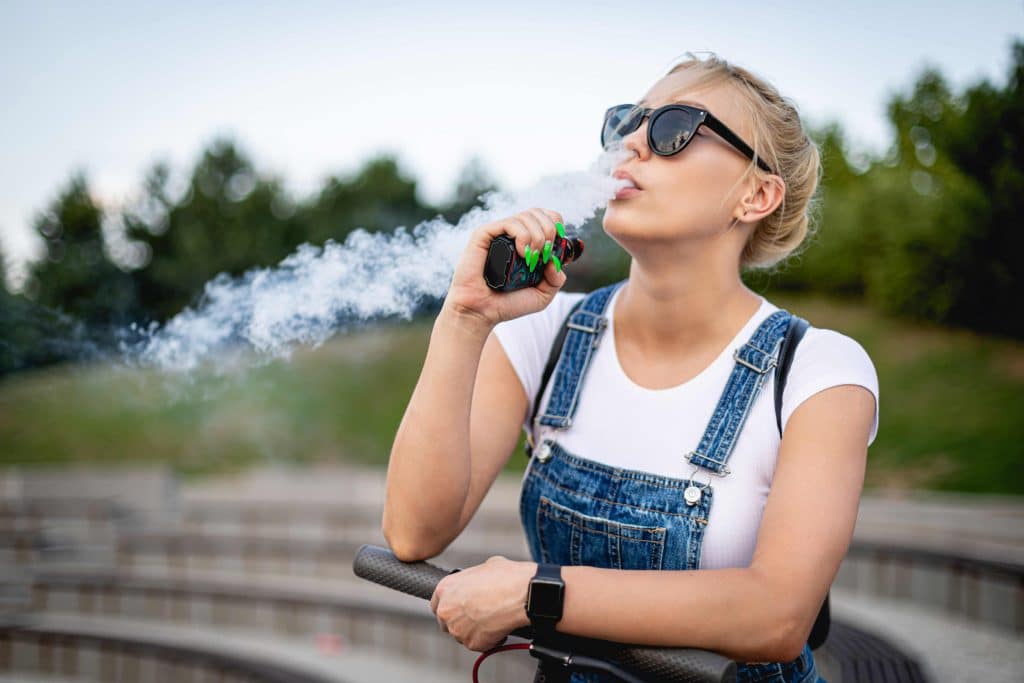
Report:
437,155,500,225
27,172,139,326
300,153,439,246
748,40,1023,338
124,138,309,320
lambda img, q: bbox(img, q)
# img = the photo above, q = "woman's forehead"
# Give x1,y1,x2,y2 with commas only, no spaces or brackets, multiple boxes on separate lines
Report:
641,72,750,137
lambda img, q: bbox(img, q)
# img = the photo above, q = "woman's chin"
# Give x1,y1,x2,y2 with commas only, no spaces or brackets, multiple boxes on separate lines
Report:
602,216,649,249
603,207,643,233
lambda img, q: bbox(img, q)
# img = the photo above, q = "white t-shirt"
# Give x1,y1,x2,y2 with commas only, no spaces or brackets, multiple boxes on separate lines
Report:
493,286,880,570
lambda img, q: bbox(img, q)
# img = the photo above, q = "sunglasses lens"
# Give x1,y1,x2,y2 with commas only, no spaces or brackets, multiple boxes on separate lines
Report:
602,105,642,149
650,108,698,155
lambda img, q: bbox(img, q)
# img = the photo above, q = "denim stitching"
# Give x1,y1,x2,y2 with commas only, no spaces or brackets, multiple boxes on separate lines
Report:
538,497,668,573
692,312,790,473
539,502,668,543
536,502,552,564
539,282,623,427
555,286,619,421
527,466,710,524
550,444,697,489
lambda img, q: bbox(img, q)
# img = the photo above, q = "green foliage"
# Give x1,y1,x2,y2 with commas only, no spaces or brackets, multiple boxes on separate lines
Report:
299,154,440,246
2,294,1021,493
0,294,108,377
748,40,1024,339
436,155,500,225
123,139,311,320
26,173,139,325
5,40,1024,381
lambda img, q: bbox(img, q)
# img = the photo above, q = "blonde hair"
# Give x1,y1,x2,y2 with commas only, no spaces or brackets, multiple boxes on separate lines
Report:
664,52,822,270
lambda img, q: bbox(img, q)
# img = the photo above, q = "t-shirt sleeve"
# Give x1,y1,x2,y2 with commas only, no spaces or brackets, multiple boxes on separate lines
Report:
492,292,586,426
781,328,880,446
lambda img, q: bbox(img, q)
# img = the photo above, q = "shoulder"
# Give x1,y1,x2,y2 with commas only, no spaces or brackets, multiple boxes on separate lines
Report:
794,327,877,379
781,321,880,445
493,290,587,349
491,291,588,409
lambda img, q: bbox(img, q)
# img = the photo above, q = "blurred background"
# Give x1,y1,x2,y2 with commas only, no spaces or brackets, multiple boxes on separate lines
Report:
1,3,1022,682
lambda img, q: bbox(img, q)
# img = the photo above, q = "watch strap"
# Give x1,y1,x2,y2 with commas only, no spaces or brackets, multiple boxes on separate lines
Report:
534,562,561,582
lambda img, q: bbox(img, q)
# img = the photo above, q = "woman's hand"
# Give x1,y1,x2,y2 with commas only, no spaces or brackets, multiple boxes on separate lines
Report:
443,208,568,329
430,555,538,652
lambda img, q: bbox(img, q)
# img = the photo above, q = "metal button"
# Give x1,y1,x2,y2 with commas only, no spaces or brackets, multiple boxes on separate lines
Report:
683,485,702,506
536,441,553,462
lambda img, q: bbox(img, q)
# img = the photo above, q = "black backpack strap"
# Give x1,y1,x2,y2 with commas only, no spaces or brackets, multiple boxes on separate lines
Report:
771,312,830,649
524,297,586,458
809,592,830,650
774,314,809,437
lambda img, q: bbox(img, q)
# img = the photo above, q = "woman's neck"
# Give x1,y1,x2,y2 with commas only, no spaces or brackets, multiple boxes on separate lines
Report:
615,255,762,357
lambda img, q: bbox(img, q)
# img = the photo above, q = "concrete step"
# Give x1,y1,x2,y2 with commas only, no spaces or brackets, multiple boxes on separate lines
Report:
829,586,1024,683
26,565,536,683
2,612,475,683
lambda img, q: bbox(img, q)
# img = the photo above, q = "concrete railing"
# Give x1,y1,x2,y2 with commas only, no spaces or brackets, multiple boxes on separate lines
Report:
5,492,1021,635
24,567,537,683
839,539,1023,633
0,614,350,683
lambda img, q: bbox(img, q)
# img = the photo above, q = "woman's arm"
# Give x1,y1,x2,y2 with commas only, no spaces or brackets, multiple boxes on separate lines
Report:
382,209,564,562
431,383,877,662
382,305,492,561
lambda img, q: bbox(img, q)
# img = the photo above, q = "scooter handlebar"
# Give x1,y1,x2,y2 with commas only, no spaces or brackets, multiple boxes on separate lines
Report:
352,544,736,683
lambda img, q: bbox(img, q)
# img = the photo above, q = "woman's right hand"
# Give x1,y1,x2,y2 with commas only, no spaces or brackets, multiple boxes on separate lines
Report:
443,208,568,328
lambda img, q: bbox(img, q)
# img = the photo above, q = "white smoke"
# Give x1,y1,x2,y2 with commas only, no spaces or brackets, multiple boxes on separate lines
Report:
130,150,632,373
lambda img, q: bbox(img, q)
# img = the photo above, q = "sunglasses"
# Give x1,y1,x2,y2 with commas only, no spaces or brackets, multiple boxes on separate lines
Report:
602,103,774,174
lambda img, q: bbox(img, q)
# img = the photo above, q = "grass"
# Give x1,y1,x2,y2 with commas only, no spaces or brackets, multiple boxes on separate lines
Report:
1,294,1022,493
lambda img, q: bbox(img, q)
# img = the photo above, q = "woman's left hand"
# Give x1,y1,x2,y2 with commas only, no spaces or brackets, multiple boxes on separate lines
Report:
429,555,538,652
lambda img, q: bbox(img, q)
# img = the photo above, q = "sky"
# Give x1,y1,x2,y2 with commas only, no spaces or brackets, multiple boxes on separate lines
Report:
1,1,1021,287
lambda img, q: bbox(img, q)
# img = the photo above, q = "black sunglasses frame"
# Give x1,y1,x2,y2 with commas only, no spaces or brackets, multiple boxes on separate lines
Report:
602,103,774,174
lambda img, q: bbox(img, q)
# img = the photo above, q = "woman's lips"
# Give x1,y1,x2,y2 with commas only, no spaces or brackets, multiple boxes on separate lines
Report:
613,187,642,200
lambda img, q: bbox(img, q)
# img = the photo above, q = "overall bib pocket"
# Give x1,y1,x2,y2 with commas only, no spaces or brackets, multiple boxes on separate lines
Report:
537,495,667,570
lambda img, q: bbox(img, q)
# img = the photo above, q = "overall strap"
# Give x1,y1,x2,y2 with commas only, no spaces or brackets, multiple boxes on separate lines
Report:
524,298,585,457
686,310,792,475
535,280,625,430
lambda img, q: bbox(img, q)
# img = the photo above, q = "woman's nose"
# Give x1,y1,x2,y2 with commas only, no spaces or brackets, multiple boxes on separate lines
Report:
622,118,651,159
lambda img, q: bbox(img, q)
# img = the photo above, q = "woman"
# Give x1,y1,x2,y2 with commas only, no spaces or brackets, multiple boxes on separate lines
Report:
383,52,878,683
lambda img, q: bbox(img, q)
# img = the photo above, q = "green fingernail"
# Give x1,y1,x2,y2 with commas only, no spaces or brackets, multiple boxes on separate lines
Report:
524,245,532,262
553,254,562,272
555,222,566,238
529,250,538,272
542,241,552,263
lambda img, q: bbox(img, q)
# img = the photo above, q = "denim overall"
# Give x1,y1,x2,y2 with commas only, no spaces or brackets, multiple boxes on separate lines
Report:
519,280,823,683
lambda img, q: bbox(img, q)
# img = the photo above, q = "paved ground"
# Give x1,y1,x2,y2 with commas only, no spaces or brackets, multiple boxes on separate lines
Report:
830,587,1024,683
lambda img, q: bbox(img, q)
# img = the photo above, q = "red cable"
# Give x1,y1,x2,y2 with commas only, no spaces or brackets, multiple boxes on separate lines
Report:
472,642,532,682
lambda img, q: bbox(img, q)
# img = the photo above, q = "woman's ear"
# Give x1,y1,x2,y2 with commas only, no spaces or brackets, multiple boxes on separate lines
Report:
735,174,786,224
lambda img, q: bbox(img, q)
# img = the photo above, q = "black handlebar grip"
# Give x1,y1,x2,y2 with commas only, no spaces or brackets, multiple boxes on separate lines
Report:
352,544,736,683
612,644,736,683
352,543,451,600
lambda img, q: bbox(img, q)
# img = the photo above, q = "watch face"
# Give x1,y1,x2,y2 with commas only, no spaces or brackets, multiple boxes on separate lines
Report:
528,579,564,620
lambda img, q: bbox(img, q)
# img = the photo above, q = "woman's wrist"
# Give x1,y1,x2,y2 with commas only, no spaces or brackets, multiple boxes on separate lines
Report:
516,560,540,629
436,301,494,342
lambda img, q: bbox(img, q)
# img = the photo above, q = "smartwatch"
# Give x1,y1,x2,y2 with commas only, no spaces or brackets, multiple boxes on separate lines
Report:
525,563,564,636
